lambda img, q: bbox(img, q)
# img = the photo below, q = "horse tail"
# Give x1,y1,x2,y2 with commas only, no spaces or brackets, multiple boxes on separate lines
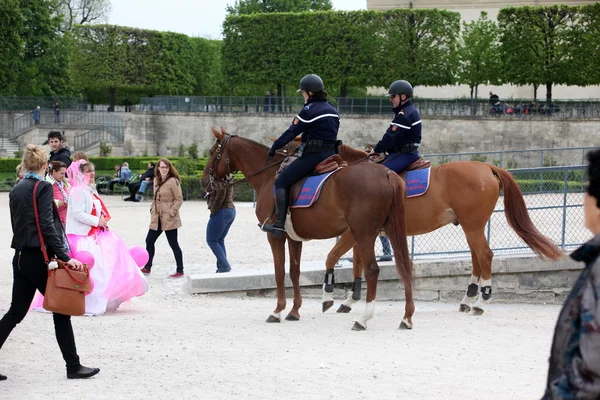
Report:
384,171,414,291
490,165,564,261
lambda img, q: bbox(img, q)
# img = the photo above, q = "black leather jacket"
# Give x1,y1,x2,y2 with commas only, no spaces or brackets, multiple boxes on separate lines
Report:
10,178,71,262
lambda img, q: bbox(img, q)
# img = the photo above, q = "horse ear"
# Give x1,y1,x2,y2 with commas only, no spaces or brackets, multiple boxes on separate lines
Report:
268,136,277,142
211,127,223,140
221,127,228,135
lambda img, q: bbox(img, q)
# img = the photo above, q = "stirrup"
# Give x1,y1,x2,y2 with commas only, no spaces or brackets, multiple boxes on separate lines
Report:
259,223,286,237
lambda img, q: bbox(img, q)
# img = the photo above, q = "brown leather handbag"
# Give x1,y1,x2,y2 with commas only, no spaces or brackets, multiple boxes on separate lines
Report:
33,181,91,316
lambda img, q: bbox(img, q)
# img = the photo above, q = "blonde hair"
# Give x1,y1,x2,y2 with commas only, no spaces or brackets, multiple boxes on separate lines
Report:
15,163,22,174
21,144,48,174
72,151,88,162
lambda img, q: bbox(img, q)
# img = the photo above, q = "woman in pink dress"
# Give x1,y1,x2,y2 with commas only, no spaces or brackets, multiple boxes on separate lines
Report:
47,161,70,226
32,160,148,315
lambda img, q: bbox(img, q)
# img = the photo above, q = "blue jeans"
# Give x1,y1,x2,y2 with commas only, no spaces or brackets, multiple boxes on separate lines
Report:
379,236,391,255
206,208,236,272
135,181,149,201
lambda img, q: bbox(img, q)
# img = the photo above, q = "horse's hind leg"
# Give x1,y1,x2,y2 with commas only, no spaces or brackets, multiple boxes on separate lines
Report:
351,240,378,331
337,246,362,314
286,239,303,321
322,231,354,313
462,230,494,316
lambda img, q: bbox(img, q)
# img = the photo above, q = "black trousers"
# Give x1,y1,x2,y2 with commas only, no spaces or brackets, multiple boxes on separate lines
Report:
145,220,184,273
0,250,81,373
274,150,335,190
128,181,142,197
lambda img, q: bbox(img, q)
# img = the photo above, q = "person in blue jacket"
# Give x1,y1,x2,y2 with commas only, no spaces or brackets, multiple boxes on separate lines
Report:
260,74,340,238
368,80,422,173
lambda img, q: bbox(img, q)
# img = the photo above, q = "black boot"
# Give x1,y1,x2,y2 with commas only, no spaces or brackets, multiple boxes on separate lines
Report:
260,188,289,238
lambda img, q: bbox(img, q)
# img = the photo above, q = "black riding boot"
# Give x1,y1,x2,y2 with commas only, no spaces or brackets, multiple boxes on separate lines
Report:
260,188,289,238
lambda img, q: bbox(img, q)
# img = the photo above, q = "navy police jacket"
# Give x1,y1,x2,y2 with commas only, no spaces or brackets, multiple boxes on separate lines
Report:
373,100,422,154
271,99,340,151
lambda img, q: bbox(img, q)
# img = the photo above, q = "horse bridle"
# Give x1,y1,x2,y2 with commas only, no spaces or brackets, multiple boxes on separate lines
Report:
206,134,285,190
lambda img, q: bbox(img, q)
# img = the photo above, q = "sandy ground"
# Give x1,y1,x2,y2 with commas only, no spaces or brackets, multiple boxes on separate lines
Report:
0,193,562,399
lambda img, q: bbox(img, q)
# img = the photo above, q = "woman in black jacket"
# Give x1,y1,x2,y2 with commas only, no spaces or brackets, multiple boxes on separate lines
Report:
0,144,99,381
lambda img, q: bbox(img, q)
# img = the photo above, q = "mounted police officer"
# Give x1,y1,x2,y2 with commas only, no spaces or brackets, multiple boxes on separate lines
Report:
368,80,422,173
260,74,340,238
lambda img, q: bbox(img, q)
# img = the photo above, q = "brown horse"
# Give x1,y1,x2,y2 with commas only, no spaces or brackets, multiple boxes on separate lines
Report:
201,128,414,330
315,144,564,315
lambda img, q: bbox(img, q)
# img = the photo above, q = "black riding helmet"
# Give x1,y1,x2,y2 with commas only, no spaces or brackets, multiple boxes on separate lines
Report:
386,80,413,99
297,74,324,93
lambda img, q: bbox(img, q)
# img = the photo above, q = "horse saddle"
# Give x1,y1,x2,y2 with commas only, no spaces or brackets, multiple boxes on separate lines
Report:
369,153,432,198
275,154,348,208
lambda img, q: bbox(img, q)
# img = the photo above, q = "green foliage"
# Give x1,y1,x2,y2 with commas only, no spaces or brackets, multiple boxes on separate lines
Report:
470,154,488,162
187,142,199,160
0,0,23,95
176,144,186,157
505,157,519,169
175,158,198,176
190,38,225,96
226,0,332,15
99,141,111,156
0,158,22,172
498,6,582,101
578,4,600,85
543,154,558,167
457,12,501,99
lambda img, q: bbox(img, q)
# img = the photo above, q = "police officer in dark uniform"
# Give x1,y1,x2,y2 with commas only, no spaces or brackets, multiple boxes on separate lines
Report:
260,74,340,238
368,80,421,173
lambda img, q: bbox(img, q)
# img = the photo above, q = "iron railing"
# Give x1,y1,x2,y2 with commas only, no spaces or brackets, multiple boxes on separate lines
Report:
138,96,600,118
0,96,87,111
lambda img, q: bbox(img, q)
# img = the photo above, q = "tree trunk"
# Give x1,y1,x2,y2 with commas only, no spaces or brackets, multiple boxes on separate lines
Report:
533,84,538,102
339,80,348,113
546,81,552,102
108,87,116,112
276,82,282,112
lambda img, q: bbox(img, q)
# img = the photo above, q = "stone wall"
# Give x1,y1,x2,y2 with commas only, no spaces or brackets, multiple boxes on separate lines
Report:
124,111,600,157
189,255,582,305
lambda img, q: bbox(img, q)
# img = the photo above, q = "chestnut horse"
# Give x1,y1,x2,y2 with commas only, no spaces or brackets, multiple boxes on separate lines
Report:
201,128,414,330
317,144,564,315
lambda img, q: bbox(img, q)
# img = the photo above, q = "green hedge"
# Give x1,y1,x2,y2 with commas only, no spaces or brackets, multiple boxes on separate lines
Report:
516,180,585,193
0,158,21,173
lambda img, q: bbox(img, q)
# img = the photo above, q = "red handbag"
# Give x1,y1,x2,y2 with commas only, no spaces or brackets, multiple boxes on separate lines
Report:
33,181,91,316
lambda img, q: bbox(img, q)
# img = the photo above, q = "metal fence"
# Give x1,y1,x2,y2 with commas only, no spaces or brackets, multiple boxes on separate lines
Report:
12,110,126,142
0,96,87,111
138,96,600,118
340,165,589,262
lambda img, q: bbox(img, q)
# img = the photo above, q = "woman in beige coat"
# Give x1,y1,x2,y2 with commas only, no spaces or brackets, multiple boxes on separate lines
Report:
141,158,185,278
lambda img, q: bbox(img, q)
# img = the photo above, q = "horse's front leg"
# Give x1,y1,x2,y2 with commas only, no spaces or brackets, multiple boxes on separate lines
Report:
287,239,303,321
267,235,287,323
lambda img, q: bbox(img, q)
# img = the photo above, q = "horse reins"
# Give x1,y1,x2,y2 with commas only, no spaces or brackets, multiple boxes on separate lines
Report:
207,134,284,190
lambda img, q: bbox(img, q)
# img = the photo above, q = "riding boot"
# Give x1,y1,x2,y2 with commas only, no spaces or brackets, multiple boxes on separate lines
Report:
260,188,289,238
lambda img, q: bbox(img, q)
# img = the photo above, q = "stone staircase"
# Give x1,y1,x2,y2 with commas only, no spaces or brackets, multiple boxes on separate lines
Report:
0,136,19,158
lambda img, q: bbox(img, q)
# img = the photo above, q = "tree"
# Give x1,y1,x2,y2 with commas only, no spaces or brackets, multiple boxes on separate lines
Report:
577,4,600,85
16,0,72,96
498,5,581,102
374,9,461,89
57,0,111,32
457,12,501,99
0,0,24,95
226,0,331,15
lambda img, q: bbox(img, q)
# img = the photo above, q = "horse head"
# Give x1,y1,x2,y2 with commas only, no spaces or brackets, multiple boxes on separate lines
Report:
201,127,237,191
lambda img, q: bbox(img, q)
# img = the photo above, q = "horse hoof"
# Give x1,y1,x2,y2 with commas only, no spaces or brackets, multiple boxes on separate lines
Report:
459,304,471,313
285,313,299,321
351,321,366,331
336,304,352,313
266,315,281,323
470,307,484,316
322,301,334,313
399,319,413,330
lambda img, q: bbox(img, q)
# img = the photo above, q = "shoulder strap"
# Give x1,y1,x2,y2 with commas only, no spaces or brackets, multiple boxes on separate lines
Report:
32,181,50,264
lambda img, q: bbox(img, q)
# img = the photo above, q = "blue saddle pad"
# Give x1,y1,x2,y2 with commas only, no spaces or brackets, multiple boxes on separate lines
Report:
289,169,340,208
406,167,430,198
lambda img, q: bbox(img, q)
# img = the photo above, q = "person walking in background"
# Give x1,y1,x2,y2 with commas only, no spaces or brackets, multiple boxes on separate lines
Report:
141,158,185,278
0,144,99,381
542,148,600,399
47,161,70,226
32,106,40,125
206,174,236,273
54,101,61,124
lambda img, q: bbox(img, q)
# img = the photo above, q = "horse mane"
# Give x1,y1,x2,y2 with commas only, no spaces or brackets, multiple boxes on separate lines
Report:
339,144,368,163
